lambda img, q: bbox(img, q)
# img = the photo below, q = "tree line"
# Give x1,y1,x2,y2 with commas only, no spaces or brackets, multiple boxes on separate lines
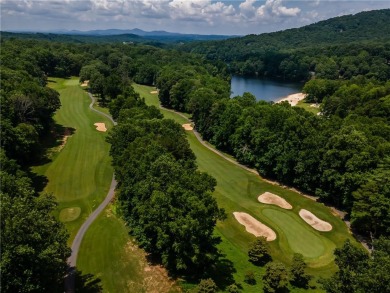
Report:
1,39,71,292
107,87,226,276
2,28,389,291
159,72,390,239
181,9,390,82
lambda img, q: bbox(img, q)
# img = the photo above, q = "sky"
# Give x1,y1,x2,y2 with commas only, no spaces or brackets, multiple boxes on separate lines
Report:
1,0,389,35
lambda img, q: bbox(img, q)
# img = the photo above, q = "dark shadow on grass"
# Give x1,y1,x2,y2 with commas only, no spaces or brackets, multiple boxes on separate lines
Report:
34,124,76,165
65,266,103,293
29,124,75,192
173,253,236,291
28,171,49,194
203,256,236,290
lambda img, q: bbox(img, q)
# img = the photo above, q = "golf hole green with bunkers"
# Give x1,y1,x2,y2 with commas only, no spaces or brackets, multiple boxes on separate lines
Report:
33,78,178,292
133,83,360,292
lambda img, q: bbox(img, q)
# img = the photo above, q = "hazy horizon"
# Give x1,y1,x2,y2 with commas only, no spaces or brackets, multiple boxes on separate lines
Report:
1,0,390,36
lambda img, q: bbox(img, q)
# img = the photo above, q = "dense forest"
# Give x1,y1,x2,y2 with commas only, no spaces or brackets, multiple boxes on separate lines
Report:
107,89,226,275
1,9,390,291
0,37,229,291
181,9,390,82
1,40,70,292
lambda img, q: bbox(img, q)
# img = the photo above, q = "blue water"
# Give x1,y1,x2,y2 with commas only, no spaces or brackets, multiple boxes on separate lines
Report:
230,75,302,102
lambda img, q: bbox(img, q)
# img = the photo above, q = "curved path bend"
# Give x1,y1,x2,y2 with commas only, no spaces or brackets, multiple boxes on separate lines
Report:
65,92,117,293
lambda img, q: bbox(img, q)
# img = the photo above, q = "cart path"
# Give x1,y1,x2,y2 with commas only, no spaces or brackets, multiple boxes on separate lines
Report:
160,105,341,205
64,92,117,293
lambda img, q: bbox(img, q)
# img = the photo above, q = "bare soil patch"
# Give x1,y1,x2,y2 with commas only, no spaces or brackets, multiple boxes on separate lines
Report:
233,212,276,241
81,80,89,87
277,93,306,106
182,123,193,131
125,240,180,293
56,127,72,152
299,209,332,232
258,192,292,209
94,122,107,132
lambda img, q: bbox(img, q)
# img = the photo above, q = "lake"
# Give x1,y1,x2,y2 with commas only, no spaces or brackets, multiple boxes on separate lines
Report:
230,75,303,102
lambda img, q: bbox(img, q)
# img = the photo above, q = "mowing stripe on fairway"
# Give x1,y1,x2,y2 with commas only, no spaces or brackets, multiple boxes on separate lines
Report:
34,77,114,242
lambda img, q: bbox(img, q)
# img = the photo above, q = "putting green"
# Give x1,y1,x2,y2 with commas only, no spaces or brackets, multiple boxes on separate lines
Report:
262,209,327,259
33,77,113,242
133,83,358,290
59,207,81,222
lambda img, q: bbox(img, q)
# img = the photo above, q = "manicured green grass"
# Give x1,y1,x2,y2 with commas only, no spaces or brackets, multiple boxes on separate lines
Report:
34,78,177,292
77,205,140,292
33,77,114,242
77,205,180,293
135,83,358,292
296,99,321,115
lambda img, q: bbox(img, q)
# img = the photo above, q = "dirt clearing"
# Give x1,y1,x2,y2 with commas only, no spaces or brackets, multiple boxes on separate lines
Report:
299,209,332,232
182,123,193,131
233,212,276,241
94,122,107,132
258,192,292,209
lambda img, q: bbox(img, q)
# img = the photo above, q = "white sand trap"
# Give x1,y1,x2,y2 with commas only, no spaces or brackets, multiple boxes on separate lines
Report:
258,192,292,209
94,122,107,132
299,209,332,232
182,123,193,131
81,80,89,87
277,93,306,106
150,90,158,94
233,212,276,241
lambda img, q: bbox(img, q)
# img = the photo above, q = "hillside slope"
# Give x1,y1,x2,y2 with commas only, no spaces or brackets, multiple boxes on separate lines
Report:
181,9,390,81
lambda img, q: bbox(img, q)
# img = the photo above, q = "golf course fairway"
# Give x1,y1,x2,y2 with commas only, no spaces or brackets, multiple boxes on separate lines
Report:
33,78,177,292
134,83,359,292
33,77,114,242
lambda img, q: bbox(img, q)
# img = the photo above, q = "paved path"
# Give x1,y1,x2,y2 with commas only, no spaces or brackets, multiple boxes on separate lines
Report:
160,104,374,250
160,105,336,203
65,92,117,293
88,92,117,126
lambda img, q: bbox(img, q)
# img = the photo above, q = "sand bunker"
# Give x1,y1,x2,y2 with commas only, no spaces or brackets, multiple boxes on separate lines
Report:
150,90,158,94
182,123,193,131
299,209,332,232
258,192,292,209
94,122,107,132
277,93,306,106
81,80,89,87
233,212,276,241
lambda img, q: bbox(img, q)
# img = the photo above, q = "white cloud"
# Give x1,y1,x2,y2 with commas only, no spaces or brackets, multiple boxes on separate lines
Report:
258,0,301,18
168,0,235,23
1,0,389,35
239,0,257,19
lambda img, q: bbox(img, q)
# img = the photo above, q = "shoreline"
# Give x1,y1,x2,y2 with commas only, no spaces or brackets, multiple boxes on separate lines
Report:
276,92,306,106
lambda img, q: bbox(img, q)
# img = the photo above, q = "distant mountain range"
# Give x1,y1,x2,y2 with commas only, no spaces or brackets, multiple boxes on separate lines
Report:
6,28,235,42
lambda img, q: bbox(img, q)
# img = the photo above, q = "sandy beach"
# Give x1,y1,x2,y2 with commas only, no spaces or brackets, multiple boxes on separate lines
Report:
276,93,306,106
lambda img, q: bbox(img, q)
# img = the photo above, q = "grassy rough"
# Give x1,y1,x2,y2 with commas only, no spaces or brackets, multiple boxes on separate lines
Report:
77,205,180,293
134,83,359,292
